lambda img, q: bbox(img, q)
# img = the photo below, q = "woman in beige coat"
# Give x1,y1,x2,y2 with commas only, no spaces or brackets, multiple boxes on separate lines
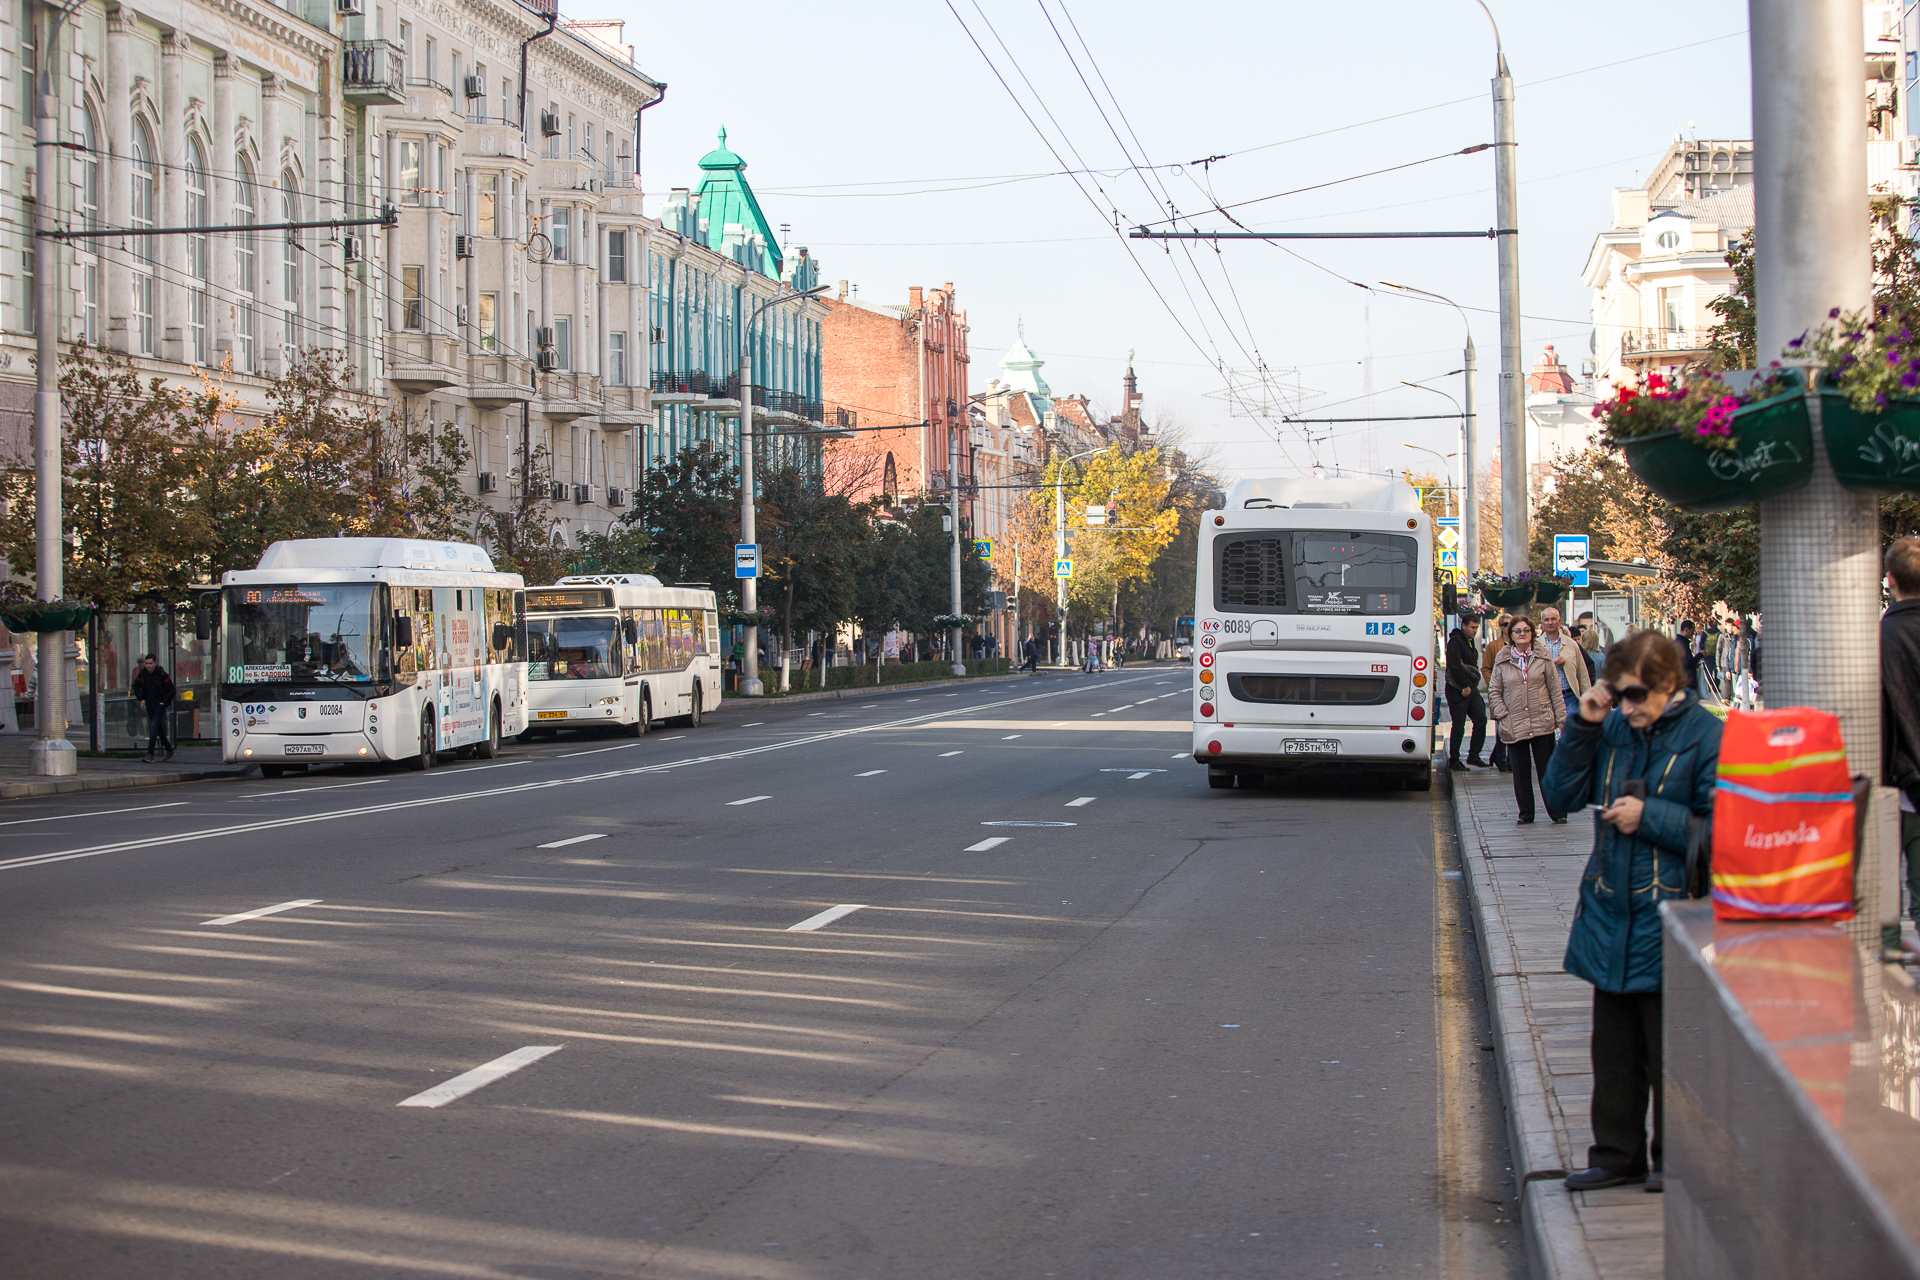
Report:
1488,616,1567,824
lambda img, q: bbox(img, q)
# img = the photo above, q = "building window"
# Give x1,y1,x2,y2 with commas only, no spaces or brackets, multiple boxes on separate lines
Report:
473,61,487,120
545,102,559,158
282,179,301,352
551,206,571,262
399,21,412,78
1655,229,1680,250
477,173,497,236
130,120,157,355
78,109,100,230
478,292,497,350
609,331,626,385
399,140,422,205
607,230,626,283
235,158,257,371
554,316,572,370
1660,285,1684,333
403,266,424,330
186,139,209,363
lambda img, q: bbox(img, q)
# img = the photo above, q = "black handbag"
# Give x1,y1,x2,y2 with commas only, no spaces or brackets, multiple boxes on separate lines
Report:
1685,813,1711,899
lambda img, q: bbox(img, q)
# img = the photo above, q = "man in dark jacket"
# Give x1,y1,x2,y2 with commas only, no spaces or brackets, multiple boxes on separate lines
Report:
1882,537,1920,922
130,654,175,763
1444,622,1488,770
1542,629,1721,1195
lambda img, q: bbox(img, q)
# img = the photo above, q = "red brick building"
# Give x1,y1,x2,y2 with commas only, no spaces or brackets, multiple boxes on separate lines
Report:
821,282,972,502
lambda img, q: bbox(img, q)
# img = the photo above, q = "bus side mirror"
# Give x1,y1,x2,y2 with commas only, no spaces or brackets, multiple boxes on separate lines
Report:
394,615,414,649
624,619,638,645
194,608,210,641
492,623,512,652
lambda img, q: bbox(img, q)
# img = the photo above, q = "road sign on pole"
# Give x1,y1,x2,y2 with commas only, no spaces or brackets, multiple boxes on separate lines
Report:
1054,559,1073,578
734,544,760,579
974,539,992,561
1554,534,1590,588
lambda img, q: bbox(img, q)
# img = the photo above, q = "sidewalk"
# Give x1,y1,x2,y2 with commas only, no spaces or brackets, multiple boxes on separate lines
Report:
1449,764,1663,1280
0,734,246,800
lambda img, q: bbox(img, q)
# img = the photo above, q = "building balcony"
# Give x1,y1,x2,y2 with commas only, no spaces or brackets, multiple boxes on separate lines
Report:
540,371,601,422
599,384,650,431
469,354,535,407
388,334,463,393
651,370,710,403
1621,327,1715,360
343,41,407,106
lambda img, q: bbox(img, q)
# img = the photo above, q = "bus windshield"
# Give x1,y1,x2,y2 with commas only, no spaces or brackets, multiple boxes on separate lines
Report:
223,583,385,683
527,615,620,680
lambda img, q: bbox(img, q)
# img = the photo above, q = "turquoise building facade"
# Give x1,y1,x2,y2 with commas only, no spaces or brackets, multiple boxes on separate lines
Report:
645,131,828,478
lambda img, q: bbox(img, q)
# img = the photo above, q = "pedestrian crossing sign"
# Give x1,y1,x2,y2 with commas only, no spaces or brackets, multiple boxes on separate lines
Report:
1055,559,1073,578
974,539,993,561
1439,548,1459,568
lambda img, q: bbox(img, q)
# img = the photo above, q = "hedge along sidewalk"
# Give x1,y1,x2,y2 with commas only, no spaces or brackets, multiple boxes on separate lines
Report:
720,666,1035,708
1449,763,1664,1280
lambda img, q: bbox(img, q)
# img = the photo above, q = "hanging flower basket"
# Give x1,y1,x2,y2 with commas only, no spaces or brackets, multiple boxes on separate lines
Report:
0,597,92,634
1478,586,1533,609
1818,390,1920,494
1472,572,1550,610
1618,372,1813,512
1533,576,1573,605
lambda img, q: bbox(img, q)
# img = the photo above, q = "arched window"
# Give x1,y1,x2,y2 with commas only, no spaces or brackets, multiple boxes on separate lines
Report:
186,139,209,364
882,451,898,503
234,157,257,372
281,175,301,354
130,120,157,354
77,110,101,343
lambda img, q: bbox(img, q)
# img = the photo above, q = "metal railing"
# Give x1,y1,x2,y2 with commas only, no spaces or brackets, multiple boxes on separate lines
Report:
342,41,406,101
1621,327,1715,356
650,370,711,396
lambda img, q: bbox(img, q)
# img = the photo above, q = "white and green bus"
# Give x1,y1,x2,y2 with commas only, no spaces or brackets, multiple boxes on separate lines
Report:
219,538,528,777
522,575,722,736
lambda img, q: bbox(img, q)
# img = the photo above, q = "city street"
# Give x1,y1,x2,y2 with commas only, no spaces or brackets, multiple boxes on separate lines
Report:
0,667,1519,1278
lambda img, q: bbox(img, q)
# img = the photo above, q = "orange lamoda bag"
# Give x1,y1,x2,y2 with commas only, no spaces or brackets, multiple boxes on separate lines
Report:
1711,708,1856,921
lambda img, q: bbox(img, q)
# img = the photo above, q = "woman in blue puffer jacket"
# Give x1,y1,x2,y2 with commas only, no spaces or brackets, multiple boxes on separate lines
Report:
1541,628,1721,1196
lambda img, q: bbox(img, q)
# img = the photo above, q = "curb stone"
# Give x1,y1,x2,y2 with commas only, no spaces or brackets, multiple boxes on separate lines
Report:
1,767,243,801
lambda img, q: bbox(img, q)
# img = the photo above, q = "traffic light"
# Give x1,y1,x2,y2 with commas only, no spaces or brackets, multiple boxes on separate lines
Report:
1106,502,1119,526
1442,580,1460,616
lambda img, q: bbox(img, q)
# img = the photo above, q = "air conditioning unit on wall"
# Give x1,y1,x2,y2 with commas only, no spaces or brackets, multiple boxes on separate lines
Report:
477,471,497,493
454,234,476,259
463,75,486,99
341,236,362,262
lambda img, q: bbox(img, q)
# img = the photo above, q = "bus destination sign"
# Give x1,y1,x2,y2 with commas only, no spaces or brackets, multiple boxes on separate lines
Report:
523,589,614,611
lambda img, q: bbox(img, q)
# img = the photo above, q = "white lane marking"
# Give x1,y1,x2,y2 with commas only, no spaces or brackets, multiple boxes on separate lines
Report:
559,743,644,758
807,712,825,717
1110,705,1134,712
1101,768,1167,773
397,1045,563,1108
856,770,886,777
742,722,765,727
200,899,323,928
1065,796,1097,807
965,837,1011,852
728,796,771,806
238,779,389,799
939,751,964,757
3,677,1165,876
1172,753,1188,758
1001,734,1022,740
787,904,868,933
656,736,685,741
862,704,878,708
1091,713,1105,718
1129,772,1152,780
905,699,921,703
0,801,189,828
439,760,529,772
538,834,607,849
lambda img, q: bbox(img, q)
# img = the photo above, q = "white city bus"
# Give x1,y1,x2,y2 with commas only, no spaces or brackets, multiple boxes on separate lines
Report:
522,575,722,736
1192,476,1436,791
219,538,528,777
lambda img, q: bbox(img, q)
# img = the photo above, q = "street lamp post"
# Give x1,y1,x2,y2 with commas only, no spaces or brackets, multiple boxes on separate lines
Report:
1469,0,1527,573
736,282,828,698
1381,281,1477,581
1400,441,1459,517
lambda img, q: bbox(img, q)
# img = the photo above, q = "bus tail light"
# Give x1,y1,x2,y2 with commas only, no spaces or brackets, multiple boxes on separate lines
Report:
1413,656,1429,672
1200,702,1214,718
1411,706,1425,720
1207,740,1221,754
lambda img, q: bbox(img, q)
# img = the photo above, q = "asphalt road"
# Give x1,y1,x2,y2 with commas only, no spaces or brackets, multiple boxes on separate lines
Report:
0,664,1522,1279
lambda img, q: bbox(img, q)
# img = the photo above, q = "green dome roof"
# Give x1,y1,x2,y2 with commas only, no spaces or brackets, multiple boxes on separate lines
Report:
698,127,744,171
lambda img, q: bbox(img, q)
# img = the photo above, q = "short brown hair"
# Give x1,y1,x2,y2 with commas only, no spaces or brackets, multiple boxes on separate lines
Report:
1888,536,1920,597
1603,629,1686,692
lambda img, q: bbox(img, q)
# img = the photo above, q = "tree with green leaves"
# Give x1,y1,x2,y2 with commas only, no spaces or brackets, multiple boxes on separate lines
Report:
756,463,874,668
477,440,569,584
626,446,740,591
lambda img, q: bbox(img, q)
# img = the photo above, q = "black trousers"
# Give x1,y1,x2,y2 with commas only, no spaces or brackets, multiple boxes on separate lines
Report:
1589,989,1663,1176
145,706,173,753
1446,686,1486,760
1508,733,1563,821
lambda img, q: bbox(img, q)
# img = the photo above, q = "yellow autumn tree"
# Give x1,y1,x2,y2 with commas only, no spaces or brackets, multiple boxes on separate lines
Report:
1057,448,1180,626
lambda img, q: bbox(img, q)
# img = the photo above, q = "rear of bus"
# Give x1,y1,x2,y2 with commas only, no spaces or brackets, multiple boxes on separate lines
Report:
1192,479,1434,791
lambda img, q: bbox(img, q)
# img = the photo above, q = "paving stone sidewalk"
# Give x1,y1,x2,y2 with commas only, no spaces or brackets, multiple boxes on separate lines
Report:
0,734,245,800
1450,764,1663,1280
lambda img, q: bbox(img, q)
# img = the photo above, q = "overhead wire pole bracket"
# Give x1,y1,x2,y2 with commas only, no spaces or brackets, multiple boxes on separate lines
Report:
45,205,401,241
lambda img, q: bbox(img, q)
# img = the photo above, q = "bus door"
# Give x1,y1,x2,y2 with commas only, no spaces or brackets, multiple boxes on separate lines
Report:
433,587,481,747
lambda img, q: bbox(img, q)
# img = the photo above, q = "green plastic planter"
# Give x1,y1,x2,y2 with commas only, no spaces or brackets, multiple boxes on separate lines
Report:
1820,392,1920,494
1478,585,1534,609
1619,374,1814,513
1533,580,1570,605
0,605,91,633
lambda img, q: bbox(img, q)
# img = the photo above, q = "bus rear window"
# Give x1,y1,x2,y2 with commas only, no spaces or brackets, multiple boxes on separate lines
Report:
1214,532,1417,615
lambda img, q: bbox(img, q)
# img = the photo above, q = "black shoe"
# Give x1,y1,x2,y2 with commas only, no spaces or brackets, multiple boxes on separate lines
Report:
1495,761,1512,774
1644,1170,1664,1194
1564,1166,1643,1191
1550,815,1568,825
1448,758,1471,772
1466,755,1488,768
163,749,175,762
1516,817,1535,826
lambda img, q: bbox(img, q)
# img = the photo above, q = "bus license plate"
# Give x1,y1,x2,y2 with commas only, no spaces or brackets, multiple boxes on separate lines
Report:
283,743,325,756
537,710,568,720
1282,739,1339,756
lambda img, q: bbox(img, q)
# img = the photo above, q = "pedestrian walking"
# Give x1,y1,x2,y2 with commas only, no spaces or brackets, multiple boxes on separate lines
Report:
1444,621,1488,770
130,653,175,763
1538,606,1591,721
1676,620,1701,693
1573,622,1601,685
1883,537,1920,925
1487,617,1566,824
1699,624,1720,696
1021,637,1039,672
1481,615,1515,773
1542,629,1720,1194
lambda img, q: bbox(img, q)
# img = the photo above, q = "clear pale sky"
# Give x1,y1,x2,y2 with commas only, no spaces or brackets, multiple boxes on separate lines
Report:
622,1,1752,487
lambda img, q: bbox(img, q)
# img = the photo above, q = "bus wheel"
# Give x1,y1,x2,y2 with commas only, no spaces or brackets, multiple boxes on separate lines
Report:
260,764,286,780
476,702,501,759
626,690,648,737
688,682,703,728
411,710,436,770
1207,768,1235,790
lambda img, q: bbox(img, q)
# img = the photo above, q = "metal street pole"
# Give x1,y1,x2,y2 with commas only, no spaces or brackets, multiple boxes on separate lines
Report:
1381,281,1479,582
28,0,76,777
1752,0,1875,770
736,282,828,697
1054,468,1066,668
948,425,964,675
1477,2,1527,573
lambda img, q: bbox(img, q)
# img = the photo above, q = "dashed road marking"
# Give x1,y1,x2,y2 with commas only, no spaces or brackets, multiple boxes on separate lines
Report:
538,833,607,849
200,898,323,927
940,751,964,757
0,801,189,828
1001,734,1022,740
787,904,868,932
856,770,886,777
966,837,1011,852
1065,797,1097,807
397,1045,563,1108
728,796,771,806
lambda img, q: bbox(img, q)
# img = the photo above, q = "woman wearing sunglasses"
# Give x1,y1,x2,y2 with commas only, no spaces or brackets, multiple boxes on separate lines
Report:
1487,616,1566,824
1540,629,1722,1195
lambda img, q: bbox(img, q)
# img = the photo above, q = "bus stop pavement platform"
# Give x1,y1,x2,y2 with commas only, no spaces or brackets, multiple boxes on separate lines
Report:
0,735,246,800
1449,763,1664,1280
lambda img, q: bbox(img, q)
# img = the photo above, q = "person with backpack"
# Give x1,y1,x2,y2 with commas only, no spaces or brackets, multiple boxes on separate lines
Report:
1541,629,1722,1195
130,653,175,763
1444,620,1488,771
